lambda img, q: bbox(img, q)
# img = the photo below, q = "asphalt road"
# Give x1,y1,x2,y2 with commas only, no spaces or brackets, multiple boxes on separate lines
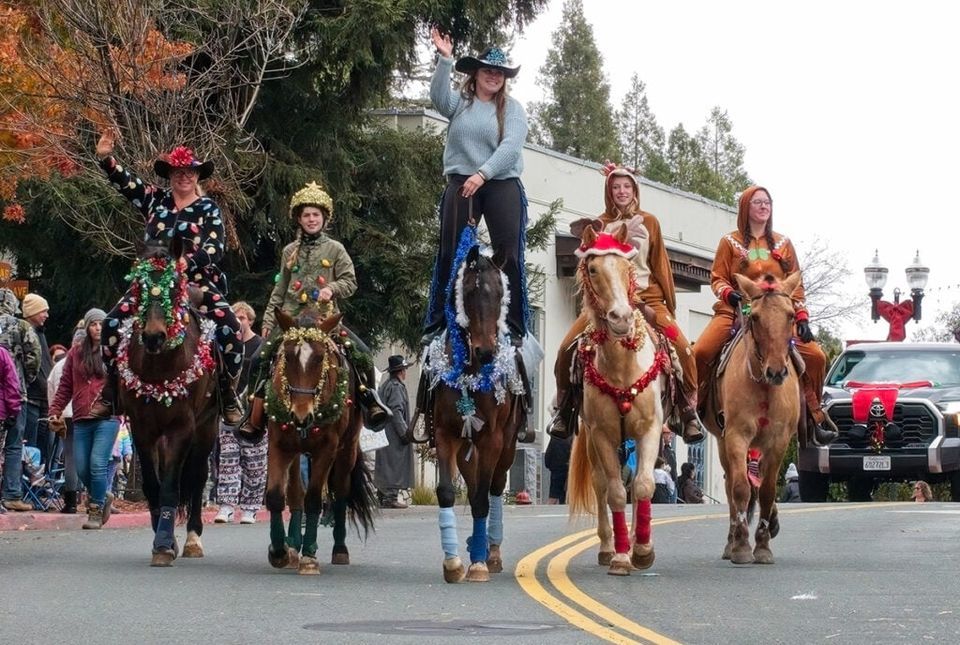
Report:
2,503,959,644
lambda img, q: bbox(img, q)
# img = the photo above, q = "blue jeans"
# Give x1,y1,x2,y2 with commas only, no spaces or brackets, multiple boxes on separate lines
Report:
2,406,26,500
73,418,120,506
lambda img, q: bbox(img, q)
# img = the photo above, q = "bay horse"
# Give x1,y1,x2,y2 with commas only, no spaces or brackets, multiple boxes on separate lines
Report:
117,240,219,566
702,272,803,565
263,308,375,575
427,233,527,583
566,224,670,576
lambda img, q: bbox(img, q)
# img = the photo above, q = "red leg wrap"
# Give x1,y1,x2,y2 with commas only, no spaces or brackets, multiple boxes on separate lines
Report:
612,510,630,553
635,498,652,545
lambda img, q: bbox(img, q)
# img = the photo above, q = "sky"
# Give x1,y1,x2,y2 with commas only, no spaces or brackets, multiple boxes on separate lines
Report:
503,0,960,341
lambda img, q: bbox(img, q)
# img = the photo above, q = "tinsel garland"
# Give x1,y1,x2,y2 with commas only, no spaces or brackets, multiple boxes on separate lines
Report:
579,341,670,416
125,256,190,349
115,317,216,406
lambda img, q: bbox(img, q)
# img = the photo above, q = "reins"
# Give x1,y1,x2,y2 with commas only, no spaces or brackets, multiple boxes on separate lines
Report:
736,290,793,384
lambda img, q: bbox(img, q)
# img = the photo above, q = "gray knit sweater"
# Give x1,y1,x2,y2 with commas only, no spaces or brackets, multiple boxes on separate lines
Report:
430,56,527,180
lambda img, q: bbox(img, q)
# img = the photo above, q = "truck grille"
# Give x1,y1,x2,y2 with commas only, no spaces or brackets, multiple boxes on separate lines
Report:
826,402,939,449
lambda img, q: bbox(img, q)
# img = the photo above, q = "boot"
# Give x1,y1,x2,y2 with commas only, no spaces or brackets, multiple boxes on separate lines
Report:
810,407,839,446
547,387,580,440
102,492,114,526
82,504,103,530
359,384,391,430
679,407,707,445
62,490,77,514
235,396,266,443
219,372,243,426
90,364,119,418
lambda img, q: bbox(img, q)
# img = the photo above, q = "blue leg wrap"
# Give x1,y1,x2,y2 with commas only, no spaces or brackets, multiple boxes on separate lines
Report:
468,516,489,564
439,507,459,559
488,494,504,546
154,506,176,551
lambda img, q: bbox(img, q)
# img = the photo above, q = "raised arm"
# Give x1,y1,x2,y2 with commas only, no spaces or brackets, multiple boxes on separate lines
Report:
96,131,162,219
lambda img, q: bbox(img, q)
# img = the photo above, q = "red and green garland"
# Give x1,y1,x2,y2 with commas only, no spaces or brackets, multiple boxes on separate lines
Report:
124,256,190,349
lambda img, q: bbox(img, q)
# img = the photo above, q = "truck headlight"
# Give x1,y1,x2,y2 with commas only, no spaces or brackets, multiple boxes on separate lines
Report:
938,401,960,438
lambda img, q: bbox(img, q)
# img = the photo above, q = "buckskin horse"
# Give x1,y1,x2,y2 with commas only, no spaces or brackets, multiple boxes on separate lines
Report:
702,272,803,565
117,240,219,566
262,307,375,575
424,226,527,583
566,225,670,576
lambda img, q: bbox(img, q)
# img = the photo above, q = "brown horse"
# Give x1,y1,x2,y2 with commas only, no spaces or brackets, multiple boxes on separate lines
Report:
263,308,375,575
118,241,219,566
703,272,802,565
428,242,527,583
566,225,670,576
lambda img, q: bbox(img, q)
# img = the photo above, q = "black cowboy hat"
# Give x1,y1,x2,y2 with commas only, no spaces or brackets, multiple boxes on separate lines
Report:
455,46,520,78
154,145,215,181
384,355,414,373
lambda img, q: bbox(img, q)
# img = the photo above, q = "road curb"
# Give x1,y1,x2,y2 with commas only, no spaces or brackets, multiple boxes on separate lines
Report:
0,509,220,532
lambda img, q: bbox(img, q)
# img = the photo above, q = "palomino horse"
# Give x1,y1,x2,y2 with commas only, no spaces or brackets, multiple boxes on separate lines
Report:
427,234,527,583
566,224,670,576
117,240,219,566
703,272,803,565
263,308,375,575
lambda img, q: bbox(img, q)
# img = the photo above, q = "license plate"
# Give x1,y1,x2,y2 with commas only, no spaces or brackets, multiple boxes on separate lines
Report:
863,455,891,471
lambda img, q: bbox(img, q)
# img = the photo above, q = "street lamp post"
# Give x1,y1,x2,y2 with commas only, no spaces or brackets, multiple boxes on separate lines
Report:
864,250,930,342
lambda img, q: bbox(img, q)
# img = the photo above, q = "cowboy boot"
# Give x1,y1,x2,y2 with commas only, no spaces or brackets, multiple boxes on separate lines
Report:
810,407,839,446
219,371,243,426
90,364,119,418
678,390,706,445
235,396,266,443
82,503,103,530
355,364,391,430
548,386,581,440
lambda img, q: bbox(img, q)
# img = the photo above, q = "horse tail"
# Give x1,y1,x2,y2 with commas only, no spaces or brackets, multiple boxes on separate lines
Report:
567,429,596,518
341,452,377,539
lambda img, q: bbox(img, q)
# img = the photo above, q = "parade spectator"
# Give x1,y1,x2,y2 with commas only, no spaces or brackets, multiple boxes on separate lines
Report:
652,457,676,504
49,309,120,529
422,27,530,347
106,418,133,498
22,293,53,471
237,181,389,440
660,426,678,493
678,462,705,504
0,288,40,512
912,480,933,502
0,345,23,515
214,302,266,524
47,329,85,513
781,463,801,503
544,434,572,504
375,356,414,509
93,132,243,424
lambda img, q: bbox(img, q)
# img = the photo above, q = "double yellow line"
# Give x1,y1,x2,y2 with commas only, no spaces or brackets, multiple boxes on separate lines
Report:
515,505,888,643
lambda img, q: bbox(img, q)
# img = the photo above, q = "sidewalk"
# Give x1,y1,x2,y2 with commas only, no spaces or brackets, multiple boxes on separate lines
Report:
0,508,222,532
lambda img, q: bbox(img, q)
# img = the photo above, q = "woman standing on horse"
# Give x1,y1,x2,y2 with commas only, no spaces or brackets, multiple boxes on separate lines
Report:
93,133,243,425
422,27,530,346
549,164,706,445
236,181,389,440
693,186,838,446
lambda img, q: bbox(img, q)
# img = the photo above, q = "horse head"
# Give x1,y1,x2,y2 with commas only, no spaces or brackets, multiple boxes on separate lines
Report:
134,236,188,354
274,307,344,428
577,224,637,338
734,272,802,385
456,245,506,366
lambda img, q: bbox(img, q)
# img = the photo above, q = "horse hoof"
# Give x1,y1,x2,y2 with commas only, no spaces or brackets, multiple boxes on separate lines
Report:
268,545,291,569
598,551,614,566
286,547,301,569
465,562,490,582
331,551,350,566
631,545,655,570
722,542,734,560
182,543,204,558
150,549,176,567
753,548,774,564
730,549,755,565
442,557,466,584
769,515,780,539
607,554,632,576
298,555,320,575
486,545,502,573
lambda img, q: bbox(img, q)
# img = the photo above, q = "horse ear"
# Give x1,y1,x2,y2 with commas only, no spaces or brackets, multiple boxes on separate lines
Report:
320,313,343,334
276,307,295,332
580,223,598,247
781,271,802,297
612,221,630,245
734,273,761,300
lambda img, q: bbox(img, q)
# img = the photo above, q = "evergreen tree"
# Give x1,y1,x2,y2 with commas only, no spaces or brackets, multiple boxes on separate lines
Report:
665,123,704,192
615,74,666,176
695,106,751,204
528,0,619,161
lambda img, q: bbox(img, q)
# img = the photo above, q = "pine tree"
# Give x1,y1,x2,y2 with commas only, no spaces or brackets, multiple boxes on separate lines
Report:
665,124,704,192
528,0,619,161
615,74,666,175
694,107,752,204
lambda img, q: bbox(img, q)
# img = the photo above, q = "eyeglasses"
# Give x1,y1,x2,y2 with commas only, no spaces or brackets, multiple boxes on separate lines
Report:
750,199,772,207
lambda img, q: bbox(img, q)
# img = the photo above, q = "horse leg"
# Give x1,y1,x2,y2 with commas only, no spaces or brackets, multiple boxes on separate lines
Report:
715,436,737,560
330,498,349,565
328,430,357,566
485,430,516,574
589,434,631,576
150,431,192,567
283,456,304,568
265,445,295,569
590,450,614,566
754,441,787,564
630,423,660,570
723,435,754,565
436,433,465,583
182,441,210,558
135,442,162,534
299,444,336,575
465,462,498,582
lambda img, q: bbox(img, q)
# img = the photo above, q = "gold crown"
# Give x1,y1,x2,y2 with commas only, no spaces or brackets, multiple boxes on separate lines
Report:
289,181,334,219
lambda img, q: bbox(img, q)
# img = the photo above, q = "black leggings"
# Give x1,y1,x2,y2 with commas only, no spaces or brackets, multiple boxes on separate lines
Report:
424,175,528,335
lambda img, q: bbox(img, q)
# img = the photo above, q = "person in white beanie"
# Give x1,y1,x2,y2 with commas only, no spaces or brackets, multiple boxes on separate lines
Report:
781,463,801,503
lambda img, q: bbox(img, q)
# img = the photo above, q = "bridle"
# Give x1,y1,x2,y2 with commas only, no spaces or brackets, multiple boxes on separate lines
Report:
738,290,794,383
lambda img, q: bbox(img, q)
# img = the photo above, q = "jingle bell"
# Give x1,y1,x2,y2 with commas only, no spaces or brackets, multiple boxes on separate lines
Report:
150,286,162,296
618,401,633,415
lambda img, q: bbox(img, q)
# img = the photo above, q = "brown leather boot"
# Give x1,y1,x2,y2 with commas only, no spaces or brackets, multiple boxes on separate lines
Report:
359,385,391,429
235,396,265,443
219,372,243,426
548,387,581,439
82,504,103,530
810,407,839,445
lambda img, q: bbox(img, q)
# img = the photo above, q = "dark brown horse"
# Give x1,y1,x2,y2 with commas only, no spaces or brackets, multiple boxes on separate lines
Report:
428,243,527,583
118,241,219,566
263,308,375,575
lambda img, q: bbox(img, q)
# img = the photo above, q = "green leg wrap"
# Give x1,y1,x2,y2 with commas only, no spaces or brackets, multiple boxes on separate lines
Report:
269,511,287,553
332,498,347,550
286,510,303,552
302,512,321,558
